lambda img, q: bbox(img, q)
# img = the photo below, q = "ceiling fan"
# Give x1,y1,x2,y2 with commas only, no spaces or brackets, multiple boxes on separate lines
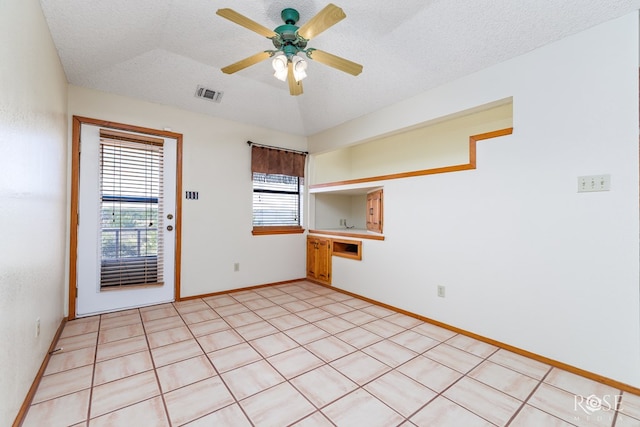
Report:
216,4,363,96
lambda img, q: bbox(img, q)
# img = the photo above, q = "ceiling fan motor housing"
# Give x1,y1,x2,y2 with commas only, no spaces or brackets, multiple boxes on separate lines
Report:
273,8,307,56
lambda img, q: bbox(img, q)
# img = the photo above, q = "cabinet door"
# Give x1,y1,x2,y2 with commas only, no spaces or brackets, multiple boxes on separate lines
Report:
307,237,317,278
316,238,331,283
367,189,383,233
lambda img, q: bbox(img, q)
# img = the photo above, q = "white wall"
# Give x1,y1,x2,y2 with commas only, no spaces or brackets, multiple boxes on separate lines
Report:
309,13,640,387
68,86,308,301
0,0,68,424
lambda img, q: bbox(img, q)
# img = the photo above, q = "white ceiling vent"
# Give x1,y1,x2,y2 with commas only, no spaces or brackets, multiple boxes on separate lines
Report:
195,85,223,103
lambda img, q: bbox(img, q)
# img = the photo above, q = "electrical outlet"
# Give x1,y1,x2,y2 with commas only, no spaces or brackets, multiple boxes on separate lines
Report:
234,262,240,272
35,318,40,337
437,286,446,298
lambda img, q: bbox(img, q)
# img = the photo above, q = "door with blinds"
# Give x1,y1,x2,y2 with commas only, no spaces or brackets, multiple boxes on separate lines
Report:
76,124,177,316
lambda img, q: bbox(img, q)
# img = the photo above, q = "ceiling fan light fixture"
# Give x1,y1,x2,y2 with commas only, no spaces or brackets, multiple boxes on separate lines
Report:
274,67,288,81
272,53,287,72
292,54,308,82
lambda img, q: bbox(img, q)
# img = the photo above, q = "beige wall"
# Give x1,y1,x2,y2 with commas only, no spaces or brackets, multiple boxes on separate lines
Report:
0,0,69,424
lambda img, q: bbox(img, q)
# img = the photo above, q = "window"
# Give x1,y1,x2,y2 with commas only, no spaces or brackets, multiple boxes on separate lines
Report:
252,173,303,227
99,130,165,287
250,144,306,235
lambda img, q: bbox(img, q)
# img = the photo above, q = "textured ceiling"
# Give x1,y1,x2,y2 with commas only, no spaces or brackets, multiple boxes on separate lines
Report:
40,0,639,136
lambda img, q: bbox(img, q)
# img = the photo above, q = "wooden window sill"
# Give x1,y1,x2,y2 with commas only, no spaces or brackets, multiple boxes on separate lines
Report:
252,226,305,236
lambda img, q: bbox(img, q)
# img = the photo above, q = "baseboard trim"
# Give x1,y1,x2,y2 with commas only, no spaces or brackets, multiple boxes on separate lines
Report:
177,278,307,301
314,282,640,396
13,317,67,427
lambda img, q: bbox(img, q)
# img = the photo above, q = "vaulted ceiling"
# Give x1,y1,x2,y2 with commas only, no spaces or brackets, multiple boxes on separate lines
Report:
40,0,639,136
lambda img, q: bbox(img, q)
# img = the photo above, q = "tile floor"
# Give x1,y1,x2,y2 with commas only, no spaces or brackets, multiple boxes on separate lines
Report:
21,281,640,426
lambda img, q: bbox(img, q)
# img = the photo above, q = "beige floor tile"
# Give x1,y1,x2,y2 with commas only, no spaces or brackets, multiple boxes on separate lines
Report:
250,331,299,357
33,364,93,404
619,392,640,420
164,377,235,426
241,382,316,426
255,287,287,298
398,355,463,392
56,332,98,352
140,305,178,322
339,309,379,326
98,322,145,344
330,351,390,385
336,326,384,348
291,365,358,408
243,297,276,310
143,315,185,333
363,339,417,368
44,346,96,375
197,329,244,353
360,305,396,318
528,382,613,427
321,302,354,315
365,370,437,417
468,360,540,400
341,297,371,309
221,360,285,400
234,320,279,340
385,312,424,329
181,308,219,324
322,389,404,427
156,354,217,392
229,290,262,303
410,396,494,427
94,350,154,385
291,411,335,426
545,367,620,398
187,317,231,337
90,370,160,418
615,412,640,427
285,323,330,345
268,313,308,330
361,318,406,338
96,334,148,362
215,302,250,317
89,396,169,427
22,389,90,427
208,342,263,373
443,376,522,426
182,403,252,426
445,334,499,358
314,316,357,334
174,299,210,314
510,404,577,427
224,311,263,327
100,313,141,330
488,349,551,380
411,322,458,341
306,335,357,362
282,300,315,312
255,305,291,319
151,338,204,367
389,330,439,353
306,296,336,307
268,293,300,305
147,325,192,348
296,307,333,322
268,346,325,379
60,318,100,338
202,294,236,308
424,343,483,373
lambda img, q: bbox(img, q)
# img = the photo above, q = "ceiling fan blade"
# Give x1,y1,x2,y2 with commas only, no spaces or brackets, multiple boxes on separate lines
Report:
307,49,363,76
221,51,271,74
288,62,303,96
216,8,277,38
297,4,346,40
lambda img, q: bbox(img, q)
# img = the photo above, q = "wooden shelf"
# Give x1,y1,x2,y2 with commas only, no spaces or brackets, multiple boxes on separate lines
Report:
332,238,362,260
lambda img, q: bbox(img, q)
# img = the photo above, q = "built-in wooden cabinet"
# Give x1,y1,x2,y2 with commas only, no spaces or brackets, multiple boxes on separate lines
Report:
366,189,383,233
307,235,332,285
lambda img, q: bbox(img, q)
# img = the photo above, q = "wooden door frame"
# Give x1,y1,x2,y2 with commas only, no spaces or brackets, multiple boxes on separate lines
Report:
69,116,183,320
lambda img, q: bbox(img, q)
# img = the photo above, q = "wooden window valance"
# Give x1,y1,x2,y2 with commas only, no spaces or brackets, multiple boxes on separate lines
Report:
251,145,306,178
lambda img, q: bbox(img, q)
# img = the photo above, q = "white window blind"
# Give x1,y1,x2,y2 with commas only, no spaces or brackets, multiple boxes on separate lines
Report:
252,172,303,226
99,130,164,288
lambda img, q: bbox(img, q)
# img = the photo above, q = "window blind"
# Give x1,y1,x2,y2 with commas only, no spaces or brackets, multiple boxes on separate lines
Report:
99,130,164,288
252,173,302,226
